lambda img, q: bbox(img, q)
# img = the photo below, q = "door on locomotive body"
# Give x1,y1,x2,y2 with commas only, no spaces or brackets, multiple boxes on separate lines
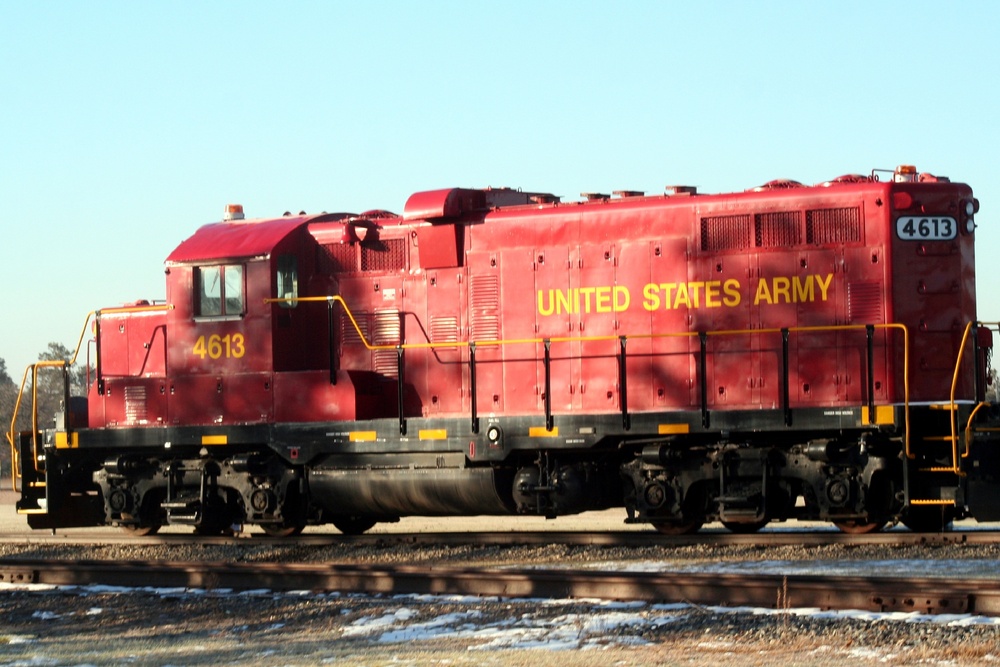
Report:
646,236,698,412
841,242,889,407
793,203,875,408
166,258,273,425
340,276,406,419
613,240,658,414
332,230,409,420
533,245,576,417
465,250,505,417
575,242,620,414
271,248,330,373
784,247,844,407
694,209,761,410
691,251,757,409
409,265,465,418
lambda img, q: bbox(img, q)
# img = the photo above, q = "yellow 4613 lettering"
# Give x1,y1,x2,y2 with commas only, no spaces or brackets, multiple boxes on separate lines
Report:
193,333,246,360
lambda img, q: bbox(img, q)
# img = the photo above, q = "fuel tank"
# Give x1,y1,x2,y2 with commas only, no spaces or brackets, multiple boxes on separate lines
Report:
307,454,515,517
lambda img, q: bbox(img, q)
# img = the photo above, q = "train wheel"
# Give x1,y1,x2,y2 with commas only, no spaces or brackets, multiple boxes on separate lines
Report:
332,516,377,535
121,523,161,536
651,520,703,535
833,518,886,534
120,513,161,536
259,522,306,537
721,519,769,533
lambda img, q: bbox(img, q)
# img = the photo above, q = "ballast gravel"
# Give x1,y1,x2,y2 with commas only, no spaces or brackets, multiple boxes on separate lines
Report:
1,540,999,665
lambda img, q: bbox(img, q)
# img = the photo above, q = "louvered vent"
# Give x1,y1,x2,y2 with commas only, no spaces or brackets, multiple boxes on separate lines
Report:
469,274,500,342
124,385,147,424
755,211,801,247
361,238,407,272
430,316,460,350
701,214,752,251
848,282,884,324
341,309,369,346
373,309,401,377
807,207,862,244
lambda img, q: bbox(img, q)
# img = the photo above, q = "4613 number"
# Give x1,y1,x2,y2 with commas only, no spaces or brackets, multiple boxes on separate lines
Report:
895,216,957,241
193,333,246,359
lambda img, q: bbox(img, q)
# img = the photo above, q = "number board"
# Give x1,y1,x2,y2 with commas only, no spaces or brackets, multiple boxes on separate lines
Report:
895,216,957,241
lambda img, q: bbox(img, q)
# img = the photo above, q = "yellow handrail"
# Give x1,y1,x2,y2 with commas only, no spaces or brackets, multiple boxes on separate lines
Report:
952,321,1000,465
266,295,911,450
7,361,66,492
964,401,991,460
944,322,977,472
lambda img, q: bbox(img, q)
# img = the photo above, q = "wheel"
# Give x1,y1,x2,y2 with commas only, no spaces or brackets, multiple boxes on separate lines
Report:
721,518,769,533
120,513,161,536
651,520,703,535
833,518,886,534
259,522,306,537
121,523,161,536
332,516,377,535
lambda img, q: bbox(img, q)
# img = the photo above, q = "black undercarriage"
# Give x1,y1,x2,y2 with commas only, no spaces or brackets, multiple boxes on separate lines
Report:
19,402,1000,536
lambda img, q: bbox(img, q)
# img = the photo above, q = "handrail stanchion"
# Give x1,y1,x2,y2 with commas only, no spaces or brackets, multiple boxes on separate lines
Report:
543,339,553,432
699,332,709,428
781,328,791,426
866,324,875,422
327,299,337,385
619,336,630,431
396,345,406,436
469,343,479,434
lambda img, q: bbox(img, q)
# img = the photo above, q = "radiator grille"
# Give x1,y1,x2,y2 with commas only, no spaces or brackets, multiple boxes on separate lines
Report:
701,214,752,251
755,211,801,247
361,238,407,272
319,243,358,274
807,207,862,244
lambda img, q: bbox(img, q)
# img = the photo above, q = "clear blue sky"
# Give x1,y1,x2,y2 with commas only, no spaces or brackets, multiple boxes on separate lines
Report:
2,1,999,376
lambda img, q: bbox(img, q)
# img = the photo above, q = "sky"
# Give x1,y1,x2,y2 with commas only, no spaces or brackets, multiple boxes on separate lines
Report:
2,1,999,377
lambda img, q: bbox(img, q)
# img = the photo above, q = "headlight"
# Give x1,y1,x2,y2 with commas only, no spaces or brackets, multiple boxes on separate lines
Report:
966,218,976,233
965,200,976,216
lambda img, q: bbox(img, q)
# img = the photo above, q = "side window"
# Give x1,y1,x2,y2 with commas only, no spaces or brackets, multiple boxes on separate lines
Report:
196,264,245,317
198,266,222,316
276,254,298,308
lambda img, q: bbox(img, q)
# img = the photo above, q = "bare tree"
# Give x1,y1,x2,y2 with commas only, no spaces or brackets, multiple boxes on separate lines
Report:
987,368,1000,403
0,358,23,478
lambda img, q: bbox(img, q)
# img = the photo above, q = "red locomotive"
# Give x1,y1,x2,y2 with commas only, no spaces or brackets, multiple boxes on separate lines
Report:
10,164,1000,535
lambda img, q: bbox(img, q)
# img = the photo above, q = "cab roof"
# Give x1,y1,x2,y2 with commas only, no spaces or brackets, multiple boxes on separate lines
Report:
165,215,309,265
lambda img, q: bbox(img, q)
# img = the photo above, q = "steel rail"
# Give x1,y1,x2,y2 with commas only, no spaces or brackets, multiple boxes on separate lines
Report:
1,558,998,617
0,528,997,548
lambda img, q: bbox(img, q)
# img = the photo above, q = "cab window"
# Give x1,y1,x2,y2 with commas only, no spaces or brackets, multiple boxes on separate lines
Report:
197,264,244,317
276,254,298,308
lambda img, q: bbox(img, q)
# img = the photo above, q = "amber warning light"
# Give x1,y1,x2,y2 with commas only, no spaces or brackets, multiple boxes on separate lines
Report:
223,204,245,221
893,165,918,183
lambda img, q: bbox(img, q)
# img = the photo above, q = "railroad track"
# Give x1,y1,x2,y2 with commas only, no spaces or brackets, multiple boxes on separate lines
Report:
1,557,998,617
0,528,995,548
